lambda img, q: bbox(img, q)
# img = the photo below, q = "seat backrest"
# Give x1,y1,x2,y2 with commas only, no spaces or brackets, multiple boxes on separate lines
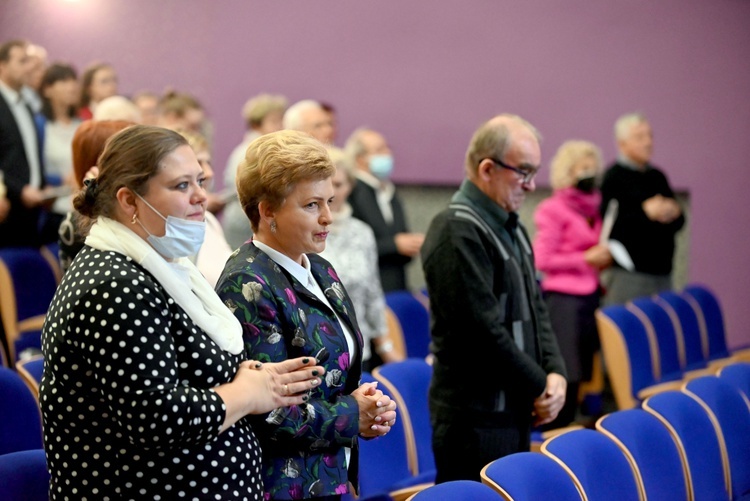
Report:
596,409,688,501
0,248,58,361
718,362,750,402
481,452,583,501
16,355,44,399
629,297,683,381
357,371,415,498
595,305,657,409
683,285,730,360
541,429,641,501
0,449,50,501
408,480,501,500
0,366,44,455
656,291,708,370
684,376,750,499
643,391,730,501
374,358,434,475
385,291,431,358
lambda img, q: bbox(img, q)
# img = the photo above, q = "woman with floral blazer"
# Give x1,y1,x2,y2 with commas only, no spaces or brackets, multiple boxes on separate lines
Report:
216,130,397,500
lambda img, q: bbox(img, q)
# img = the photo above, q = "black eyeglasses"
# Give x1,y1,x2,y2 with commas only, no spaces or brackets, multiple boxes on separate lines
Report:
486,158,538,184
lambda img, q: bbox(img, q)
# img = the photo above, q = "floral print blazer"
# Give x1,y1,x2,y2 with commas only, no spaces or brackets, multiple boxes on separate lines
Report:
216,242,364,500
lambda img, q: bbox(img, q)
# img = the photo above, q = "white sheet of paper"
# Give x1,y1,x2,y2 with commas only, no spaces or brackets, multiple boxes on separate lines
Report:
608,239,635,271
600,199,618,245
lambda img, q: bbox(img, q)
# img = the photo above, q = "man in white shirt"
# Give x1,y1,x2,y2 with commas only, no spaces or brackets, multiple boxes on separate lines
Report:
0,39,49,247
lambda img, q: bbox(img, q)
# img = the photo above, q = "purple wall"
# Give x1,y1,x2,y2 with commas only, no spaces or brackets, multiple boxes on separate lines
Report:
3,0,749,348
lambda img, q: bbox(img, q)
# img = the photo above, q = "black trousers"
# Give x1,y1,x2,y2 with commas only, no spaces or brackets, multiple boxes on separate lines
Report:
432,413,531,483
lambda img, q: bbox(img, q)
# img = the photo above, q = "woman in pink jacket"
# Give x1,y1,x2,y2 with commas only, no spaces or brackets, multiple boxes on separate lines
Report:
533,140,612,426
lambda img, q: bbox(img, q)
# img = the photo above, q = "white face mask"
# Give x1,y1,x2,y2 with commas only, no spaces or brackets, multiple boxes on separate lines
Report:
135,194,206,259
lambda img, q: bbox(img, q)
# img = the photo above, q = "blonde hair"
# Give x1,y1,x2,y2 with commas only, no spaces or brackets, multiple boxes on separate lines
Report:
242,93,287,129
93,95,141,122
326,146,356,184
175,129,209,154
549,140,603,190
237,130,335,231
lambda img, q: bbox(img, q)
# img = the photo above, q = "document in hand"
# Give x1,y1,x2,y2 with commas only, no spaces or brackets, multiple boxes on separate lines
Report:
600,199,635,271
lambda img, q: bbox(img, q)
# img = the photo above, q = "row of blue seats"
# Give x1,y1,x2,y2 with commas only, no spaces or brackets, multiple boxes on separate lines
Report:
596,284,750,409
0,245,61,367
360,360,750,501
486,371,750,501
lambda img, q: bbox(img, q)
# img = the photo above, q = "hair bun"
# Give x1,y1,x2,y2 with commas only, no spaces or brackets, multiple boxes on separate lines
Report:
83,177,98,204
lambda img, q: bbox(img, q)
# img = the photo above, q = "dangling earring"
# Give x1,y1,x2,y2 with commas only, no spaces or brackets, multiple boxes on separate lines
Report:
131,212,138,225
270,220,277,234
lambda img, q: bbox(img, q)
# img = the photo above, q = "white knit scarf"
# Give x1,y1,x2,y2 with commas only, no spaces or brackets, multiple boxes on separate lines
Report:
86,217,243,355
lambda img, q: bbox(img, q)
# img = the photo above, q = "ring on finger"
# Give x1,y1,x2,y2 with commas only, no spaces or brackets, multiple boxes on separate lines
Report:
283,384,289,395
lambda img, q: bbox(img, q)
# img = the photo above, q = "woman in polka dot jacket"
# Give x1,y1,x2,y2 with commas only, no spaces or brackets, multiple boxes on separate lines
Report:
216,130,398,500
40,125,325,500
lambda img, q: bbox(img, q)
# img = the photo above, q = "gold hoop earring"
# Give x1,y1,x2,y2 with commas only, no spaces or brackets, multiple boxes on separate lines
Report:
131,213,138,225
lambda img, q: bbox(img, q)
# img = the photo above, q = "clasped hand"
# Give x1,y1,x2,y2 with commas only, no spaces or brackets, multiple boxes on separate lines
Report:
352,382,398,438
532,373,567,426
234,357,325,416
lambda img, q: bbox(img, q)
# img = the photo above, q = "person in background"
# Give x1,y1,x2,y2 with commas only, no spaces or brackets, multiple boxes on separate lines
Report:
38,63,81,241
533,140,611,427
177,129,233,287
223,93,287,249
159,90,206,135
21,43,47,113
132,90,160,125
283,99,335,145
600,112,685,305
320,147,405,371
92,95,142,122
422,114,567,482
345,127,424,292
0,39,52,247
78,62,118,120
320,102,339,145
216,130,397,500
41,124,325,499
58,119,133,271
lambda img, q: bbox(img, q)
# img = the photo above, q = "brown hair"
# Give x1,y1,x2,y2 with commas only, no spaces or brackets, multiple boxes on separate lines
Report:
0,39,27,63
79,62,113,108
40,63,78,120
71,120,134,188
159,90,202,118
73,125,187,219
237,130,335,231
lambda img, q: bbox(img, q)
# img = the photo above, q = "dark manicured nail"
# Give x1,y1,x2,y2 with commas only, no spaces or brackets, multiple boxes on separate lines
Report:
302,395,309,402
302,358,310,364
255,362,262,369
312,370,319,376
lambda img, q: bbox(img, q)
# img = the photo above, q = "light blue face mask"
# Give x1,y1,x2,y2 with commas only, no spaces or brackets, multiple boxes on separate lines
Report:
368,154,394,180
135,194,206,259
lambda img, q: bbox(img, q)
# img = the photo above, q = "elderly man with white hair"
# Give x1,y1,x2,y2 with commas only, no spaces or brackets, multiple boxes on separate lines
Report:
600,112,685,305
282,99,334,144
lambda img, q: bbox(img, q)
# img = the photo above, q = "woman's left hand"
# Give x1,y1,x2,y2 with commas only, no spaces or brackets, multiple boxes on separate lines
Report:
352,382,398,438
